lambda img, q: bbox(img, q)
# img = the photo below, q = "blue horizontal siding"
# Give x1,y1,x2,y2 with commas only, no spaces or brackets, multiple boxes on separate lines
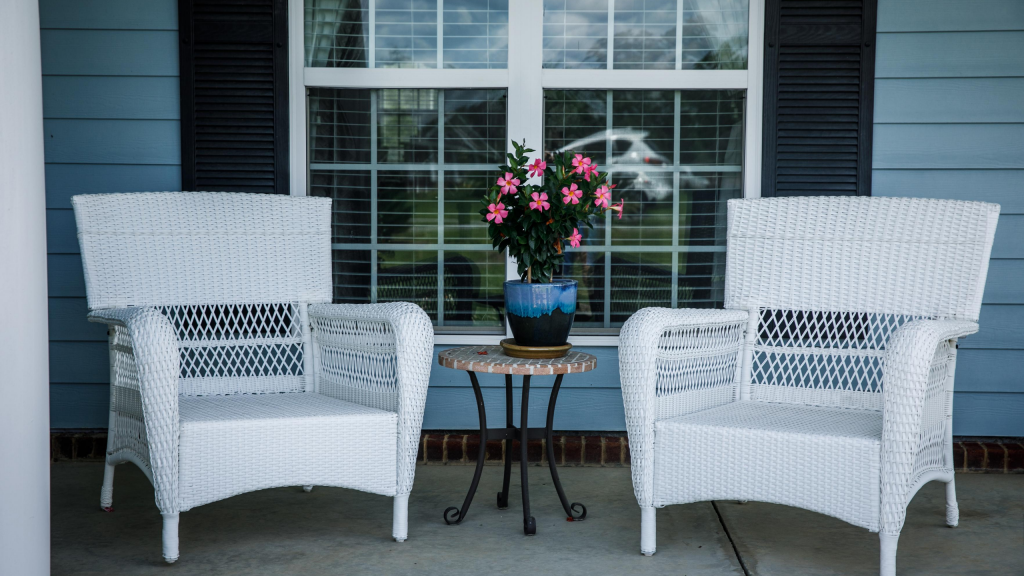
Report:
952,393,1024,436
872,170,1024,214
39,0,178,30
50,342,108,384
874,78,1024,124
45,210,78,254
43,76,180,120
877,0,1024,32
43,119,181,165
955,349,1024,393
50,384,109,429
45,164,182,208
876,31,1024,78
983,260,1024,304
872,124,1024,169
48,254,85,297
873,0,1024,437
48,298,105,342
40,30,178,76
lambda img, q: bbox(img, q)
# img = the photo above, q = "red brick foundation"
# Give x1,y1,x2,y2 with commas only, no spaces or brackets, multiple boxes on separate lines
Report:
50,431,1024,472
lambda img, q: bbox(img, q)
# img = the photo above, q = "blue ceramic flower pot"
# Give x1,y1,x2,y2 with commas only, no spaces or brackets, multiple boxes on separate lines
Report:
504,280,577,347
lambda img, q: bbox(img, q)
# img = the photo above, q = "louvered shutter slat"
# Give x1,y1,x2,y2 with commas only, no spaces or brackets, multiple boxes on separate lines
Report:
179,0,289,195
762,0,876,197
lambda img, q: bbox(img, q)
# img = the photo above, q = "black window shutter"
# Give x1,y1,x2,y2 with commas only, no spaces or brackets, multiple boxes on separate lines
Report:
179,0,289,194
762,0,877,197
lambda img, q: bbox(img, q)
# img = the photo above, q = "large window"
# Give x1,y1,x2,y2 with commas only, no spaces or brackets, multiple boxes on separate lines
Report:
294,0,762,342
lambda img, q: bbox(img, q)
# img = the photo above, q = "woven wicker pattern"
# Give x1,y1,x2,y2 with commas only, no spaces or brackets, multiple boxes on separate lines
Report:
72,192,333,309
75,192,434,563
620,197,999,573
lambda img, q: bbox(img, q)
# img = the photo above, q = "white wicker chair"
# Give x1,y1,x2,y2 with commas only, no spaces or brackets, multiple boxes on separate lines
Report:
72,192,433,563
619,197,999,575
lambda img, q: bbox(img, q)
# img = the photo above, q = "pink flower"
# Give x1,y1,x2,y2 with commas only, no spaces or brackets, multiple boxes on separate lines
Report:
583,163,599,182
527,158,547,178
496,172,520,195
571,154,592,176
529,192,550,212
610,198,626,219
568,227,582,248
486,202,508,224
594,185,611,208
561,183,582,205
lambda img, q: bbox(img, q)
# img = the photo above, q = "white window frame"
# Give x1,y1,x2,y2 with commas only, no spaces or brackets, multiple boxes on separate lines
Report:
288,0,764,346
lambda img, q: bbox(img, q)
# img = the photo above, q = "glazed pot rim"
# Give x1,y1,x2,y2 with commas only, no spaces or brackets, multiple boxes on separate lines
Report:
504,279,578,287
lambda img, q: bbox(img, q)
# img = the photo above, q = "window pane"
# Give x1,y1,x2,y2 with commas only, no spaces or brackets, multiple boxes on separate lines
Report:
378,171,438,243
543,0,748,70
443,0,509,69
378,89,440,163
378,250,440,320
444,89,507,164
444,171,492,243
308,88,506,332
305,0,370,67
543,89,608,165
543,0,609,69
444,250,506,326
376,0,438,68
614,0,676,70
544,89,743,333
309,88,371,164
682,0,748,70
305,0,508,69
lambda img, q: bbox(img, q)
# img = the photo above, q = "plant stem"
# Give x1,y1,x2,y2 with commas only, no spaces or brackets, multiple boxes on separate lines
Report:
527,266,532,284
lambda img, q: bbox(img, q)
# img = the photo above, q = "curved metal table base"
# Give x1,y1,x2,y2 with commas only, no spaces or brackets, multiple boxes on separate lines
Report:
444,373,586,535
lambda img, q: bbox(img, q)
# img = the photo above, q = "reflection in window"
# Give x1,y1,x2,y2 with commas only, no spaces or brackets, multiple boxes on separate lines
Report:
543,0,748,70
305,0,509,69
545,89,744,331
308,88,508,332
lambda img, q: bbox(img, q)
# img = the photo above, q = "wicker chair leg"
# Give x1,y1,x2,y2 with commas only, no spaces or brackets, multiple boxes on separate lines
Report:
945,478,959,527
99,461,115,511
162,513,179,564
393,494,409,542
879,532,899,576
640,507,656,556
302,485,313,493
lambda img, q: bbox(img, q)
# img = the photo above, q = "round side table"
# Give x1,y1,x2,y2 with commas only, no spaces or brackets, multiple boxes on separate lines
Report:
437,346,596,535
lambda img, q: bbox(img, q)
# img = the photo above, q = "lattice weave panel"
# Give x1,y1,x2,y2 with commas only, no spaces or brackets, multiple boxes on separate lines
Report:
311,316,400,412
750,309,922,411
655,321,745,420
107,324,152,475
158,303,307,396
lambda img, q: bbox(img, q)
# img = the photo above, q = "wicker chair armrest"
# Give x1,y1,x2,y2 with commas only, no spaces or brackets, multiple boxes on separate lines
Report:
619,307,749,508
308,302,433,495
88,307,181,514
880,318,977,535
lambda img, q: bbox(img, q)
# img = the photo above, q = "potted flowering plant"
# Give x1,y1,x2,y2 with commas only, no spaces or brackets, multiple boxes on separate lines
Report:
480,140,623,348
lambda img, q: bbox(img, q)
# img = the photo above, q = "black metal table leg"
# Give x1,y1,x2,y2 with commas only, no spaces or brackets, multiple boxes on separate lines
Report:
520,375,536,535
444,371,488,525
544,374,587,521
497,374,513,509
444,364,587,534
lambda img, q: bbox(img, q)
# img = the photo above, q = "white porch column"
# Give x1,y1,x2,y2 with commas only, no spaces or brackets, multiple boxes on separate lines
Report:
0,0,52,575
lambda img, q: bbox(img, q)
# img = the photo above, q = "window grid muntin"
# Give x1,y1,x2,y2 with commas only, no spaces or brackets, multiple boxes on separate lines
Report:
542,0,749,71
299,0,759,339
309,87,506,333
545,88,743,331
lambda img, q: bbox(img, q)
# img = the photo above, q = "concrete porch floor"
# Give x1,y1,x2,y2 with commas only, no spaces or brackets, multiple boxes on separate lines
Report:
52,462,1023,575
